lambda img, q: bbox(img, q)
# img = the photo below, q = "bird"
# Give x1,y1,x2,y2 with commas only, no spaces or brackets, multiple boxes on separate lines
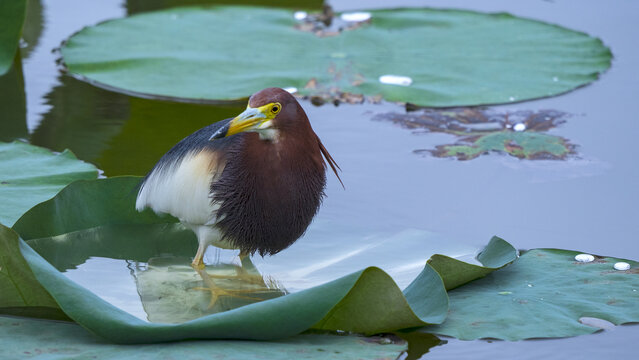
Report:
135,87,342,270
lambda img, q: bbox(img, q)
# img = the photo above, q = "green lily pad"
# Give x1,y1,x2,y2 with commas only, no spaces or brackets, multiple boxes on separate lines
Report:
424,249,639,340
0,141,98,228
428,236,518,290
6,176,638,342
0,316,406,360
9,177,449,343
0,225,68,321
61,6,611,107
0,0,26,75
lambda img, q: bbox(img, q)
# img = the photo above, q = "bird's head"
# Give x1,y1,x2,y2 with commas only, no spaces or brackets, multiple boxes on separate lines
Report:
210,87,306,141
210,87,343,187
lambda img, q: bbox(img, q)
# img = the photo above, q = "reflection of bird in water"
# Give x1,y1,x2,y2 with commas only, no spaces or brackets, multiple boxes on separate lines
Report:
133,256,287,323
135,88,341,302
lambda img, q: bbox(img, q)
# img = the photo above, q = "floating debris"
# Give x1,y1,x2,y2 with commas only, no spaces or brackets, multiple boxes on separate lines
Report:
294,5,369,37
614,262,631,271
513,123,526,132
293,11,308,21
498,291,512,295
340,12,372,22
575,254,595,263
379,75,413,86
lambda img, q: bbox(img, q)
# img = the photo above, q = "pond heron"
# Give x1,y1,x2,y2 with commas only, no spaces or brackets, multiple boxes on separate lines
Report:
136,88,342,269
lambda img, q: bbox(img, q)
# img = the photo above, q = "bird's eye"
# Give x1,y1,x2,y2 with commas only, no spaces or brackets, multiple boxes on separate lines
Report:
271,105,280,114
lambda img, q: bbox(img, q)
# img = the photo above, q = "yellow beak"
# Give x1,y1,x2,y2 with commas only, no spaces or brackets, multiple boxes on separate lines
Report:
210,105,271,140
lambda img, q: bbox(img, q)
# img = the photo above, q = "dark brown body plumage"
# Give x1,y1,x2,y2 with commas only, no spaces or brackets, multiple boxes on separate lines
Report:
137,88,340,258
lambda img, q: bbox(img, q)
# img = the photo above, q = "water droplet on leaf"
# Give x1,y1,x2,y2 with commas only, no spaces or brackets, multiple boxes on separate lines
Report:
294,11,307,21
575,254,595,263
614,262,630,271
340,12,372,22
379,75,413,86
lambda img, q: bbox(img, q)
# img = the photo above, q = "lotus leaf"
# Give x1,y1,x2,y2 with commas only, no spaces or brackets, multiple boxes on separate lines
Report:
10,177,449,343
0,141,98,227
0,225,68,320
0,316,405,360
424,250,639,340
0,0,27,75
4,176,639,342
61,6,611,106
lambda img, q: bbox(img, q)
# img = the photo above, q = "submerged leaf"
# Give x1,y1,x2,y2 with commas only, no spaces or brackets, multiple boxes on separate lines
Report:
429,131,575,160
61,6,611,107
375,108,576,160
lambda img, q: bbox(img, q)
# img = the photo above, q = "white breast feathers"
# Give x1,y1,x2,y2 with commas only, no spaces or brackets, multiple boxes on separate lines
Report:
135,150,221,226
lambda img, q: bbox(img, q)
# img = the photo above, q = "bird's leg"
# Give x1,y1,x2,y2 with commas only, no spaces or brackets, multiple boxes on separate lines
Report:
191,242,207,269
190,225,217,269
230,252,267,286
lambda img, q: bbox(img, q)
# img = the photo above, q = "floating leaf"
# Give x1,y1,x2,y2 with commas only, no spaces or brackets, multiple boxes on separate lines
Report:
423,249,639,340
0,225,68,321
0,141,98,227
11,177,449,343
0,0,27,75
7,177,638,342
0,316,405,360
428,236,517,290
61,6,611,107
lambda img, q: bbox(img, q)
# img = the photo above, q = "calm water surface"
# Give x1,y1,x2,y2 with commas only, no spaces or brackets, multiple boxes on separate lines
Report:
5,0,638,358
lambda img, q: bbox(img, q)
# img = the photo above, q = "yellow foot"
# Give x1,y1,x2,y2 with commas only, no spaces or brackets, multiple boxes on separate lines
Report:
193,268,264,308
192,286,264,308
191,261,205,270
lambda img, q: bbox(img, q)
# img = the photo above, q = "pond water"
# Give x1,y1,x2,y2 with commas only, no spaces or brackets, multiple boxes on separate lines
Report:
4,0,638,358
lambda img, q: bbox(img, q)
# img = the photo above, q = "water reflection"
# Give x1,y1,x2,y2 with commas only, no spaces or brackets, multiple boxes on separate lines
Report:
126,0,322,15
0,55,27,141
27,222,287,323
21,0,43,60
132,256,285,323
30,74,244,176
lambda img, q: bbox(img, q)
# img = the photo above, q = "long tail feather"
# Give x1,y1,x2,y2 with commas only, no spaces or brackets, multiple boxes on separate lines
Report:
317,138,344,189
